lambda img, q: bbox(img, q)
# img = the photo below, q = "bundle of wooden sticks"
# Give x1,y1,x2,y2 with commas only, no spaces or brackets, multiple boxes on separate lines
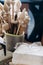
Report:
0,0,30,36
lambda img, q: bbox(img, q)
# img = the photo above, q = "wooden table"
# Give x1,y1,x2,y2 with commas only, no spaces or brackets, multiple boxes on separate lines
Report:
0,49,12,65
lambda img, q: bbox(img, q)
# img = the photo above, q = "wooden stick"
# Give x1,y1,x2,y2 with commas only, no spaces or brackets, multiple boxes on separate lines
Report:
16,23,21,35
10,0,15,19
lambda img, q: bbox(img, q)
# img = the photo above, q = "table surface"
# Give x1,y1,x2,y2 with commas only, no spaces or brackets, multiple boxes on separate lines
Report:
12,43,43,65
0,49,12,62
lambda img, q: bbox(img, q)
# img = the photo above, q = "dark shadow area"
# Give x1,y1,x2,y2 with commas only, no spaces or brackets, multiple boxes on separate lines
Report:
25,1,43,42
